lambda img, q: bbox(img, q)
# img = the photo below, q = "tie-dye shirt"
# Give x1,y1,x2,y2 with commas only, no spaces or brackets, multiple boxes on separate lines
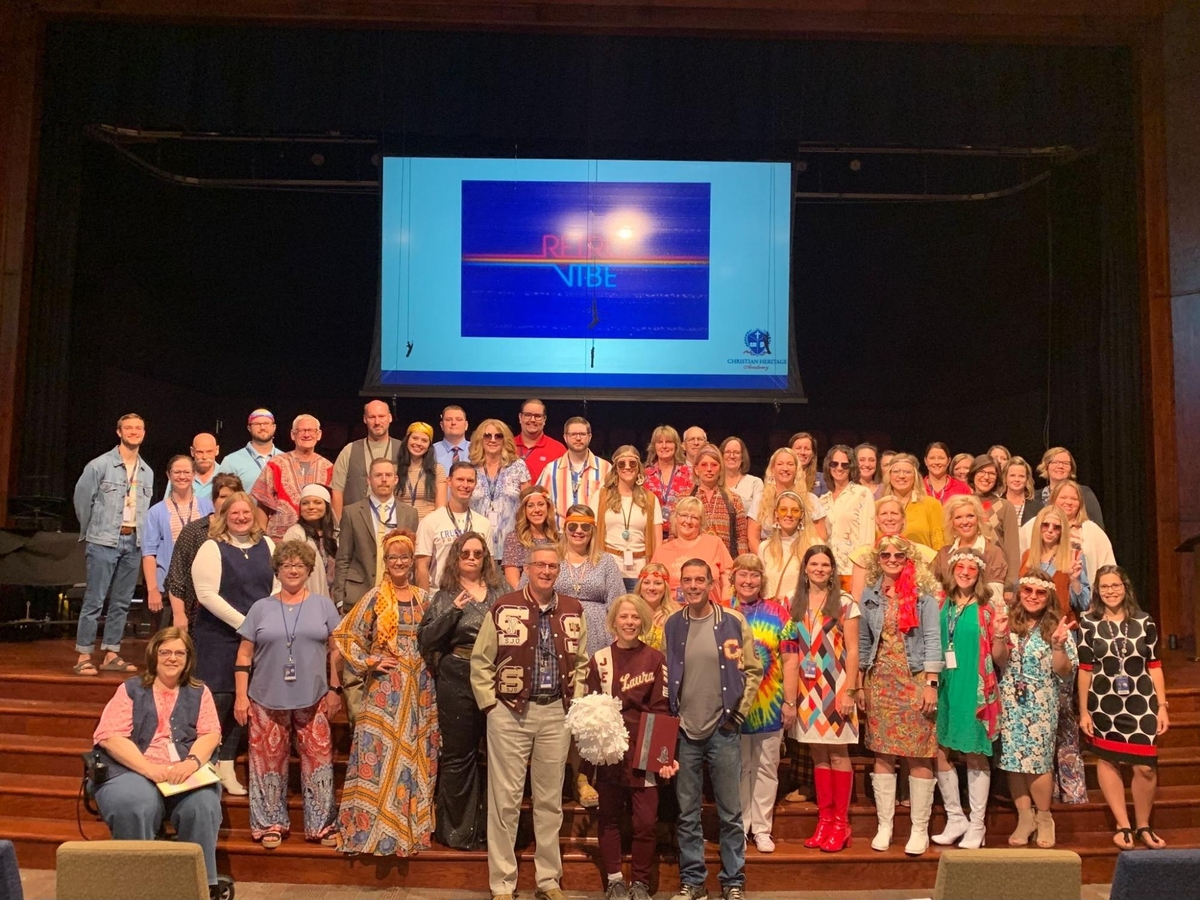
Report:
740,597,798,733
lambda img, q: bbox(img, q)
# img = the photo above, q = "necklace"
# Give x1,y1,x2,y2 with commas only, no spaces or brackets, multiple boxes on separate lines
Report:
566,557,589,594
620,494,634,540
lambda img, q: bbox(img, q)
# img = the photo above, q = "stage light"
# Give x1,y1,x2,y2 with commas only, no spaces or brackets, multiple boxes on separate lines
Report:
796,160,808,173
849,159,862,171
617,226,634,240
311,153,325,166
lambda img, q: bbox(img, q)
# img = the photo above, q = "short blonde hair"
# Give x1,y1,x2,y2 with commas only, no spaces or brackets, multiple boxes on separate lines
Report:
1038,446,1077,481
881,453,925,498
1003,456,1036,501
606,593,654,639
671,496,707,535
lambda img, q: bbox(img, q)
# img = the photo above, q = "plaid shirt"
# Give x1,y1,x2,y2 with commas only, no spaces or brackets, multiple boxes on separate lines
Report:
692,485,748,559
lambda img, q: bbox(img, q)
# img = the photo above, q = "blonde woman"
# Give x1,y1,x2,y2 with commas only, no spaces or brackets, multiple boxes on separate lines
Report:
593,445,662,590
950,452,974,484
750,447,828,550
817,445,875,591
1019,479,1115,583
501,484,560,588
847,496,937,601
932,495,1009,600
1003,456,1043,527
190,491,276,794
468,419,531,563
650,496,733,607
643,425,692,540
760,492,817,602
881,453,944,550
633,562,679,651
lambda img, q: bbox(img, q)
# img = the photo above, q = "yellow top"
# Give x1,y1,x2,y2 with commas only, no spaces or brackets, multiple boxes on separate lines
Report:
902,495,946,550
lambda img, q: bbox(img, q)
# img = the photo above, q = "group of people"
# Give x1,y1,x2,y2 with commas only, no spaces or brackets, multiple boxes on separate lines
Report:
75,403,1169,900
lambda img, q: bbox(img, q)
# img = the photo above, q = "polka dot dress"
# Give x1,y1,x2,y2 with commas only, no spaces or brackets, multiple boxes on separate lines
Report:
1078,613,1161,766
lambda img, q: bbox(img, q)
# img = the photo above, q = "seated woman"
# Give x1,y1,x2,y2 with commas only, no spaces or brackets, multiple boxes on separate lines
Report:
650,497,734,607
584,594,676,900
91,627,223,896
1079,566,1170,850
233,540,343,849
282,483,338,603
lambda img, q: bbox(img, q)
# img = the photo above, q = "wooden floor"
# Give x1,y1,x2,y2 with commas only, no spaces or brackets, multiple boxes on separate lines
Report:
3,635,1200,893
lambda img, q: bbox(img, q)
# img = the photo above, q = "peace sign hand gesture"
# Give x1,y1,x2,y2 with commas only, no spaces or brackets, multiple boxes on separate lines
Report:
1051,619,1070,651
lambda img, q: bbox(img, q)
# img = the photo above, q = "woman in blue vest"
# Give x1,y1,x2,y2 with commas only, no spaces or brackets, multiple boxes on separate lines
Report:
91,627,223,895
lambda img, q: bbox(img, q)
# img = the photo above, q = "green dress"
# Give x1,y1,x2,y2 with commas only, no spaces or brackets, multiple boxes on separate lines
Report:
937,599,994,755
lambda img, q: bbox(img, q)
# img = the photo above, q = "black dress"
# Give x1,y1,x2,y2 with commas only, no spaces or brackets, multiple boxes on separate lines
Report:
1078,612,1161,766
417,585,499,849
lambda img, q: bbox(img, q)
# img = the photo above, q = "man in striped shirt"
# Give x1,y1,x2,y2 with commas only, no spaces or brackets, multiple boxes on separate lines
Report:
537,416,611,524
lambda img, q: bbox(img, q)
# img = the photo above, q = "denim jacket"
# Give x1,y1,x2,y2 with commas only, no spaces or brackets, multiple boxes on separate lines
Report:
858,577,944,674
74,447,154,549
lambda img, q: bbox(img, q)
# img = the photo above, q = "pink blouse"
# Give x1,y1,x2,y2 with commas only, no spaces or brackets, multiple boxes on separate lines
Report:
94,683,220,765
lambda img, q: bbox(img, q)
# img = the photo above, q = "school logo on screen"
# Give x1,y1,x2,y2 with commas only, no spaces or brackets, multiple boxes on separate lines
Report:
744,328,771,356
459,180,711,341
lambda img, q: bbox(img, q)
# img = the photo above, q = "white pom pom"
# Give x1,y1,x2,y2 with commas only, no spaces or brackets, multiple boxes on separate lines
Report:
565,693,629,766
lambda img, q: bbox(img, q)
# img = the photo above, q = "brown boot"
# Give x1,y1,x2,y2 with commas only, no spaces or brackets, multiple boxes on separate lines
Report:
1008,807,1035,845
1035,809,1056,848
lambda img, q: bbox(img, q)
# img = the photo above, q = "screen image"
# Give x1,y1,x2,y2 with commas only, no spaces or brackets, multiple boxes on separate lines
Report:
377,157,796,397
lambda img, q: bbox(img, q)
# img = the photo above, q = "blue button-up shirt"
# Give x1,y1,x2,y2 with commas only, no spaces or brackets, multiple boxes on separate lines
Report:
433,438,471,476
74,447,155,549
217,443,284,494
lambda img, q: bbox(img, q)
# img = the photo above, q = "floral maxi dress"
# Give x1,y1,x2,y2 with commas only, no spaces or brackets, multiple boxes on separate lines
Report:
998,627,1078,774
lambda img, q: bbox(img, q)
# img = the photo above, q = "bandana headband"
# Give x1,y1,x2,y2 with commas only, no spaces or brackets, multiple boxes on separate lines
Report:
1019,575,1054,591
406,421,434,441
384,533,414,553
564,512,596,526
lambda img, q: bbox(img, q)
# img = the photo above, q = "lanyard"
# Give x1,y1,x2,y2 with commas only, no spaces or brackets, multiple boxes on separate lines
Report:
365,438,393,468
248,444,273,471
447,508,473,537
947,600,972,646
170,497,195,531
480,466,502,504
278,593,307,661
659,465,677,507
369,497,395,529
405,466,423,505
1106,618,1132,676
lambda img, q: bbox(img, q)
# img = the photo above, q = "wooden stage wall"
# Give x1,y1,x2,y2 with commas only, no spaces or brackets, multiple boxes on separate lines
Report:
0,0,1191,640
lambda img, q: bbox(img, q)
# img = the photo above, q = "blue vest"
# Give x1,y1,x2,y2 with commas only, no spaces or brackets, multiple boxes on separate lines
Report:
94,677,205,779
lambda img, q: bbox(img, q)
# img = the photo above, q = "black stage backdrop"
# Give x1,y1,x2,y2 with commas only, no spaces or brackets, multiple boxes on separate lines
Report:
22,25,1148,599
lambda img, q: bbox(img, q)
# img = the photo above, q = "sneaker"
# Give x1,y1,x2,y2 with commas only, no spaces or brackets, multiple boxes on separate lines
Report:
535,891,566,900
630,882,653,900
753,832,776,853
607,881,631,900
672,886,708,900
722,886,746,900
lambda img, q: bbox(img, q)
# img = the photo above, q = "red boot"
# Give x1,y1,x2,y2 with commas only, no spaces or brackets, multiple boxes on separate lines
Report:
820,768,854,852
805,766,833,849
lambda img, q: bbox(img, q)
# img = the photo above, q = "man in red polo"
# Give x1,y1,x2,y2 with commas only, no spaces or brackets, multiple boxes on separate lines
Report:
515,398,566,482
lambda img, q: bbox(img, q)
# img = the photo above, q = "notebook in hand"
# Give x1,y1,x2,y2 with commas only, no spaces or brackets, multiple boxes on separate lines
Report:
157,762,220,797
633,711,680,772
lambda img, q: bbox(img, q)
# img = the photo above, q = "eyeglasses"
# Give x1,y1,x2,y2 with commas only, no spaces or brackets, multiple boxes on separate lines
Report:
616,460,639,471
460,548,485,559
384,554,411,564
157,650,187,659
279,562,309,572
482,432,504,441
878,551,908,561
566,523,594,534
520,412,546,420
565,432,590,439
1098,585,1124,594
828,461,850,470
1040,522,1062,531
528,561,560,571
294,428,319,436
675,514,700,522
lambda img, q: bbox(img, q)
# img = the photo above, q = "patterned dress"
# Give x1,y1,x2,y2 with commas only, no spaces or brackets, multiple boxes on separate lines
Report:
740,598,799,734
792,593,860,744
644,462,693,539
998,628,1078,774
865,593,937,757
1078,613,1162,766
333,584,439,856
250,452,334,540
470,459,531,562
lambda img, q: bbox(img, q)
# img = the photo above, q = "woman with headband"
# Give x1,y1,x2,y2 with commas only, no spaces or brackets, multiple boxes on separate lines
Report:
995,570,1077,848
760,491,818,602
930,548,1003,850
750,447,828,551
858,535,942,856
502,485,561,588
633,562,678,652
333,528,438,856
594,446,662,592
397,422,446,523
282,483,338,602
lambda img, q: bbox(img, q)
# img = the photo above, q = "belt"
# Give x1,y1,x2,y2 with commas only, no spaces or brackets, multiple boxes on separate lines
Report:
605,545,645,559
529,694,562,705
119,526,135,535
451,646,474,660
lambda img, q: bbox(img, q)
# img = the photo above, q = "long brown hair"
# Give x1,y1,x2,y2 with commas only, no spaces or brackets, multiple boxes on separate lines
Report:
142,627,202,688
1009,568,1062,645
1085,564,1143,621
940,547,991,608
437,531,500,593
790,544,843,623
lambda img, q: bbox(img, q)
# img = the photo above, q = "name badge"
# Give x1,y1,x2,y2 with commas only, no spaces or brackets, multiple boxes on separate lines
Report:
284,661,297,682
944,648,957,670
801,659,819,680
624,548,635,570
1114,675,1133,696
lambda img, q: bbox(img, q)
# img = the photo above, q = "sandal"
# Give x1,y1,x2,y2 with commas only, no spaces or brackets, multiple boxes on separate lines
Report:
72,660,99,677
319,835,339,848
99,655,137,673
1135,826,1166,849
784,790,809,803
1113,827,1135,850
260,833,283,850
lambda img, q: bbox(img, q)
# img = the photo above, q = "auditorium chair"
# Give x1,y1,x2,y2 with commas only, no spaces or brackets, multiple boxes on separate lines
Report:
1110,848,1200,900
931,848,1081,900
55,840,208,900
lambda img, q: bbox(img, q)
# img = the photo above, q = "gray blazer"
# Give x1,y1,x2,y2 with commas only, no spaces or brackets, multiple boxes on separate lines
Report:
333,496,418,609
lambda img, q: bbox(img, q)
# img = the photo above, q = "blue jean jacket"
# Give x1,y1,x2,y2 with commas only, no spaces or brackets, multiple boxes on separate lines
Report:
858,577,944,675
74,448,154,549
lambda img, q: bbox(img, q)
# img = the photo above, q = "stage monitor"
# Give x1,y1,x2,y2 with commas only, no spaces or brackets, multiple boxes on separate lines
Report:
368,157,801,401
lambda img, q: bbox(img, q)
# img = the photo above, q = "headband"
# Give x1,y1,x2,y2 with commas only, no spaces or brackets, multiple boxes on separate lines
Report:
947,550,983,569
384,533,415,553
694,445,722,465
247,408,274,423
776,490,804,507
406,422,434,440
564,511,596,526
1019,575,1055,591
299,483,331,503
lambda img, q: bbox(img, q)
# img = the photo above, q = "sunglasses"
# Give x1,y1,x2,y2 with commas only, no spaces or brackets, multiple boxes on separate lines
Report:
878,551,908,561
616,460,639,471
482,432,504,441
828,461,850,470
460,548,485,559
1019,586,1049,599
566,523,594,534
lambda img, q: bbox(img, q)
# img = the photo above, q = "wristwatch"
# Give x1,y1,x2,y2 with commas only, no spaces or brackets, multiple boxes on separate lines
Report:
926,679,939,688
331,685,344,695
782,700,796,708
184,753,202,768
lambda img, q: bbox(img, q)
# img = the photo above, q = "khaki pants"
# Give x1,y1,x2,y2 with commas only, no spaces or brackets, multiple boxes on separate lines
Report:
486,700,570,896
342,667,364,726
740,730,783,836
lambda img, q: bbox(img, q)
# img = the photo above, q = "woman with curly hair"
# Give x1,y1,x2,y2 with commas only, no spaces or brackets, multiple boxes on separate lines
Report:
858,535,943,856
333,528,437,856
501,484,560,588
418,531,502,850
594,445,662,591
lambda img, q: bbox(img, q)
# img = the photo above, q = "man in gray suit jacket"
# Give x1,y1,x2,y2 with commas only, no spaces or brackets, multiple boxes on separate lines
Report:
333,457,417,722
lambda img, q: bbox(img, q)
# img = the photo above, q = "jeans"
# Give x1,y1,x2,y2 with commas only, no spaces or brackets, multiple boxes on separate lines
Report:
94,773,222,885
676,726,744,889
75,533,141,654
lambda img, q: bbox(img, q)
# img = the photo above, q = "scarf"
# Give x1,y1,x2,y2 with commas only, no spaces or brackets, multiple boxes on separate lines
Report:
976,602,1001,741
894,559,921,634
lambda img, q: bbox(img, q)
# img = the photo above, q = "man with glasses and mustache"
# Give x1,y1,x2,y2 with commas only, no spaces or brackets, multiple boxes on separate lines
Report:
515,398,565,483
538,416,611,524
471,543,589,900
251,414,333,541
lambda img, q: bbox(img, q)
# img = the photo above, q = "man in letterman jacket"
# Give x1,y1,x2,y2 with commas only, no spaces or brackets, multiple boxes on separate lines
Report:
471,543,590,900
